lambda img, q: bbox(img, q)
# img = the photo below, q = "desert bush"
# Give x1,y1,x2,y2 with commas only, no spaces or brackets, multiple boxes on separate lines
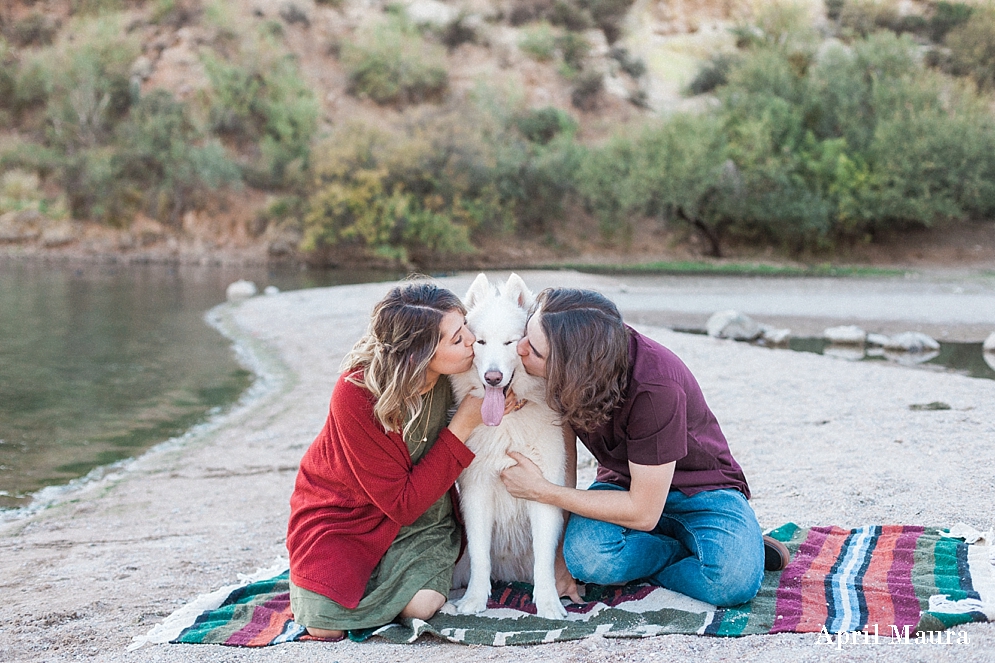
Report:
202,29,319,188
929,1,973,42
150,0,202,28
556,31,590,72
303,114,497,262
609,46,646,78
438,13,478,50
519,22,557,61
512,106,577,144
340,16,448,106
944,6,995,90
825,0,845,20
685,53,739,95
9,13,59,47
570,69,603,109
70,0,127,15
838,0,901,38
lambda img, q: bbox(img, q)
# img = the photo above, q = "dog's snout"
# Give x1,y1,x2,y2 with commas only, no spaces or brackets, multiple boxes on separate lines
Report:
484,370,503,386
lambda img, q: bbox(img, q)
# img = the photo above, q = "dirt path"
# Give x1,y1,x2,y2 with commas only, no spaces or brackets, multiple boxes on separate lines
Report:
1,270,992,663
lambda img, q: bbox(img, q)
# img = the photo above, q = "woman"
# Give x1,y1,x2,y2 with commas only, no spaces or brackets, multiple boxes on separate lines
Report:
286,282,506,639
503,288,789,608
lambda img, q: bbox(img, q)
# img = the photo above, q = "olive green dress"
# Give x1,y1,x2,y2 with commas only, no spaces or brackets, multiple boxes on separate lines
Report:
289,379,461,631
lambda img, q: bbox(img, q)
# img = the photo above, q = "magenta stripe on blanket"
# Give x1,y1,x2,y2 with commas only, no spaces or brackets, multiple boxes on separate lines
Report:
887,525,925,628
225,594,291,646
770,526,832,633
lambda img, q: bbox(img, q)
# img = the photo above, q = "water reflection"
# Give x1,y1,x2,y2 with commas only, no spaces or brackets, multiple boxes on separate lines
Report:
0,262,400,510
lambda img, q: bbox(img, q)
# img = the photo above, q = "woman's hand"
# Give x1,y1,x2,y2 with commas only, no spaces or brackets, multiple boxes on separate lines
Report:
500,451,552,502
448,394,484,442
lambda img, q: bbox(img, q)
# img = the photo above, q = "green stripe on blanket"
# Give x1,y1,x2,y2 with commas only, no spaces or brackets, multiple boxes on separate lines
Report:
133,524,993,648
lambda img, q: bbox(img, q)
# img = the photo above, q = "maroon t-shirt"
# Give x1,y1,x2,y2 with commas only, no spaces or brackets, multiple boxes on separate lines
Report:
577,328,751,498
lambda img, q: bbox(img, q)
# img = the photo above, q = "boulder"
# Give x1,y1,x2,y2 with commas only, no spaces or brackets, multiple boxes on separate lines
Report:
40,220,78,247
759,324,791,345
263,285,280,296
404,0,456,27
983,331,995,353
824,325,866,345
866,333,890,347
884,331,940,353
706,310,761,341
226,280,258,302
0,209,46,242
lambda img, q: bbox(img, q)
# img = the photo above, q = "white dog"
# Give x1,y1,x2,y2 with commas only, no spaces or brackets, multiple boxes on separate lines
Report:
449,273,569,620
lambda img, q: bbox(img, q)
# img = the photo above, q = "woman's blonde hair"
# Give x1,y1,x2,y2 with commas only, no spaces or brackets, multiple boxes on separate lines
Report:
534,288,629,433
341,281,465,435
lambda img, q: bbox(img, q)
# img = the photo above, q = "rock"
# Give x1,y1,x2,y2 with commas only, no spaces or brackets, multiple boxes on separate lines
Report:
983,331,995,353
404,0,456,27
40,220,77,247
263,285,280,296
226,280,258,302
130,55,154,80
884,331,940,353
824,325,866,345
0,209,46,242
706,310,761,341
279,2,310,27
866,333,890,347
760,325,791,345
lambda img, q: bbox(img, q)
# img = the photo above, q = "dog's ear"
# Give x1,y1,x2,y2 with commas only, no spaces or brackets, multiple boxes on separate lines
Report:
464,273,492,309
503,273,535,310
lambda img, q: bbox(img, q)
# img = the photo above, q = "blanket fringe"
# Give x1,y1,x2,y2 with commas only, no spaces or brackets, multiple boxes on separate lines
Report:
128,557,289,651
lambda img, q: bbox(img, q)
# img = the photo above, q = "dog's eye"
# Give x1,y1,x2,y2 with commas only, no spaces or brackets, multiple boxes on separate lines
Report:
476,340,485,345
503,341,514,345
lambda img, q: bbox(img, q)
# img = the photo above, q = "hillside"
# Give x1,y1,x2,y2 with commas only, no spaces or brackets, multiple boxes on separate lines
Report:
1,0,994,269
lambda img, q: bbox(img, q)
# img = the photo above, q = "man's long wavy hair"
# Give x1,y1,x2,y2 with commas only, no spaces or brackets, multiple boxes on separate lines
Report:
341,282,465,436
534,288,629,433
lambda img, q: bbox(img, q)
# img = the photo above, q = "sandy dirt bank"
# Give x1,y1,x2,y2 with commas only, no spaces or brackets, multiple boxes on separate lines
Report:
1,270,993,663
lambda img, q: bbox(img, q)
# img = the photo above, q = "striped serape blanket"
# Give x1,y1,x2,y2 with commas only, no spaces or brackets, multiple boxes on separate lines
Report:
131,523,994,648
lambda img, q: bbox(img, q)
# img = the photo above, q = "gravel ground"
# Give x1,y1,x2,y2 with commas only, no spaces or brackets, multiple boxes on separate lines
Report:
1,270,993,663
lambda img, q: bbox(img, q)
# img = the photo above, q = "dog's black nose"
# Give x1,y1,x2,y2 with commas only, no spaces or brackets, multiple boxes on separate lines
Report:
484,370,503,386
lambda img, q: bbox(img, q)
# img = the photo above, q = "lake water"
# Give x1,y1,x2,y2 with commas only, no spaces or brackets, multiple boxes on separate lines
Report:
0,261,400,511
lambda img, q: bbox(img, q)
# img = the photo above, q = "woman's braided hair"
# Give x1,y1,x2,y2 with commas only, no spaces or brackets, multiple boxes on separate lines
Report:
342,281,465,435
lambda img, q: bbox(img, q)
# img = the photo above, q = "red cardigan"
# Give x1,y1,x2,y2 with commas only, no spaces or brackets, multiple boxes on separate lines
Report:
287,371,475,609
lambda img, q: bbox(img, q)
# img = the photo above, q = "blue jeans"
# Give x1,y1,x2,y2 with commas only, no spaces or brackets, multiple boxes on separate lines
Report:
563,484,764,607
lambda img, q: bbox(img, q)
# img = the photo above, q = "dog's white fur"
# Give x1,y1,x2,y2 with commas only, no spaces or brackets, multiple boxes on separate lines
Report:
449,273,568,620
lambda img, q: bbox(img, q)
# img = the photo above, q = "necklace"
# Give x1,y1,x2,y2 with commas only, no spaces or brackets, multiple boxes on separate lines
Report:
408,385,436,459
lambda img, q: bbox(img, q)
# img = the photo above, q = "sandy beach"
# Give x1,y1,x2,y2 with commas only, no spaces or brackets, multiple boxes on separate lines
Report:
1,269,994,663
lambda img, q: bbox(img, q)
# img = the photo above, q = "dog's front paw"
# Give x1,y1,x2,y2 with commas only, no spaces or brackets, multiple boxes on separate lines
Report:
455,592,489,615
533,591,568,620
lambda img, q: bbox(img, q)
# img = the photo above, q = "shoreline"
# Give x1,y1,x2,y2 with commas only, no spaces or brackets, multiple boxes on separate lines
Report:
1,271,993,662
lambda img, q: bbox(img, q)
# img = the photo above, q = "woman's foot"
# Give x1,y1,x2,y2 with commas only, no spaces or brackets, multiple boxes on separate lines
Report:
305,627,345,641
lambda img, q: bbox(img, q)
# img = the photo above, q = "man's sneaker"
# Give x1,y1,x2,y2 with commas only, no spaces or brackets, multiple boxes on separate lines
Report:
763,535,790,572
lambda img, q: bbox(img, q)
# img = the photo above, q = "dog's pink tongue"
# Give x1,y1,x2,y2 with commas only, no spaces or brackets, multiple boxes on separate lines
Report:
481,386,505,426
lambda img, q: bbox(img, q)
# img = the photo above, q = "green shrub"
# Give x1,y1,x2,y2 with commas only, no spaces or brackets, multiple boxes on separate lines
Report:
512,107,577,144
70,0,126,15
150,0,202,28
609,46,646,78
685,53,738,95
838,0,900,38
519,22,557,61
202,32,319,188
10,13,59,47
570,69,603,109
945,6,995,90
825,0,846,21
930,1,973,42
340,17,448,106
556,31,590,71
